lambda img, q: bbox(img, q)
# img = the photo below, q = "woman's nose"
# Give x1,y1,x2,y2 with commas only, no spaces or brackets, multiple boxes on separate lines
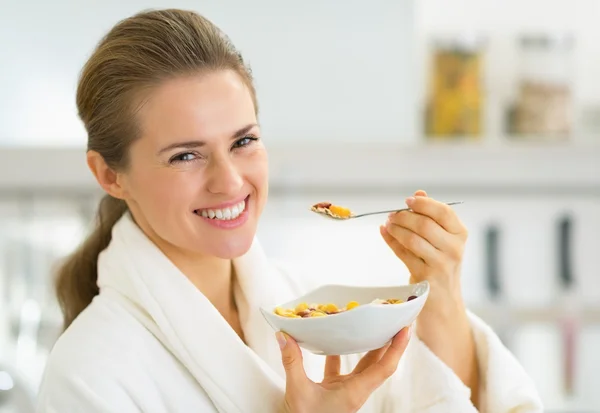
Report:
206,157,244,196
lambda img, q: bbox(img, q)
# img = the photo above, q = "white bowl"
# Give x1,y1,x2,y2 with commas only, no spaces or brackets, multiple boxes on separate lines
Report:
260,281,429,355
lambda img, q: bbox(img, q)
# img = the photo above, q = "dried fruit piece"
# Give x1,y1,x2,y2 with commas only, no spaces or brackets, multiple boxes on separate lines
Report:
321,303,339,313
328,205,352,218
295,302,309,312
311,202,354,219
309,311,327,317
274,307,301,318
346,301,360,310
314,202,332,209
274,307,287,316
407,295,418,301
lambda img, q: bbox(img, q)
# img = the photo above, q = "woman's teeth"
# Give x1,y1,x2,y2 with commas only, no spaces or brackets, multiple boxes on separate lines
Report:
198,199,246,220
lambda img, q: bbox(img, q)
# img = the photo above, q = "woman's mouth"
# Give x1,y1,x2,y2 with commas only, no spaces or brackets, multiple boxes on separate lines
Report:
196,198,246,220
194,196,250,229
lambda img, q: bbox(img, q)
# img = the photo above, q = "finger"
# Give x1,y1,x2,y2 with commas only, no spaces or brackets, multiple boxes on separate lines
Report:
413,189,428,197
350,327,411,393
277,332,310,388
324,355,341,378
351,342,390,375
380,225,425,271
405,196,465,235
385,222,444,267
388,210,455,253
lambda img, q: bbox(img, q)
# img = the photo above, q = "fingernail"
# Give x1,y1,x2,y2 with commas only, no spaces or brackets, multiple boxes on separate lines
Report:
276,331,287,349
405,197,415,206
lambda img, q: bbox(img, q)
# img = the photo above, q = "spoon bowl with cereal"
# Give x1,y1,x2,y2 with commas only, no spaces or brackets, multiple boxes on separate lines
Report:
260,281,429,355
310,201,464,221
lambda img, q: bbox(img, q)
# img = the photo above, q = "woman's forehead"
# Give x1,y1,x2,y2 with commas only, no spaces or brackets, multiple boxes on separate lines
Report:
137,71,257,145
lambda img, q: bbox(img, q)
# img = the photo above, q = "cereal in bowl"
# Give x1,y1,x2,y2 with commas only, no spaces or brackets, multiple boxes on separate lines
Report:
274,297,414,318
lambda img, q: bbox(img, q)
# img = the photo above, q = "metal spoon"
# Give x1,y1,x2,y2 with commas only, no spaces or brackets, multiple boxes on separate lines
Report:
310,201,464,220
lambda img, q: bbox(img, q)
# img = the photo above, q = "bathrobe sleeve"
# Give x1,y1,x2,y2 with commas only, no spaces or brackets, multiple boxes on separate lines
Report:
35,328,150,413
36,364,143,413
378,311,544,413
35,303,159,413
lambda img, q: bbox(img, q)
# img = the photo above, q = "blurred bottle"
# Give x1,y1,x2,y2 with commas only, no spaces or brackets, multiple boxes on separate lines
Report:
424,35,485,140
507,34,574,140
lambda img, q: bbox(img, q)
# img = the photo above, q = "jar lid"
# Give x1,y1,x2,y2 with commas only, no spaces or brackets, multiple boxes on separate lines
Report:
519,34,574,49
432,33,486,52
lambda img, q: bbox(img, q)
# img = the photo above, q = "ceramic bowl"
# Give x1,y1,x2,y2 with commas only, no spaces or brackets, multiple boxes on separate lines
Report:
260,281,429,355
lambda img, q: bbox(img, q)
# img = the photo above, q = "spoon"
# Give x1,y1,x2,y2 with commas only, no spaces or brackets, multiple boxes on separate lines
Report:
310,201,464,220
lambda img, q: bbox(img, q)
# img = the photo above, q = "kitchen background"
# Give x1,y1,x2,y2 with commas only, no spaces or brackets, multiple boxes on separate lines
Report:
1,0,599,412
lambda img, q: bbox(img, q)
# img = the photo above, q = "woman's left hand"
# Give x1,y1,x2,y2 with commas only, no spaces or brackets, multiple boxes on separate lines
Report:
379,190,480,407
379,189,468,313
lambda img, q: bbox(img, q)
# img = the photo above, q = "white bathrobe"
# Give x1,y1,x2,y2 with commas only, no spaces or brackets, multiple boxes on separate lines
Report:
36,213,543,413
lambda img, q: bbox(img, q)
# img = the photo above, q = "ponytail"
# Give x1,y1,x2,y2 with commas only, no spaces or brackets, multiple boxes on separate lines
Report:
62,8,258,329
55,195,127,330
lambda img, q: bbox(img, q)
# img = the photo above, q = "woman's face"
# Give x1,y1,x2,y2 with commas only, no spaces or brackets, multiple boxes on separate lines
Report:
120,70,268,259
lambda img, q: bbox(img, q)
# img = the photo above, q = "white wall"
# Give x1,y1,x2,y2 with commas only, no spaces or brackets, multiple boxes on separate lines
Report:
0,0,416,146
5,0,600,145
5,0,600,146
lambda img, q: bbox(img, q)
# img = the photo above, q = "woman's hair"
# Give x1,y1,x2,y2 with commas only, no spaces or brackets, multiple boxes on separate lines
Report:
55,8,257,329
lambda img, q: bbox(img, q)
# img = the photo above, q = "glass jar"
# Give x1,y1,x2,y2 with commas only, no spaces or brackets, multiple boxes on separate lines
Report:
509,34,574,139
424,35,485,140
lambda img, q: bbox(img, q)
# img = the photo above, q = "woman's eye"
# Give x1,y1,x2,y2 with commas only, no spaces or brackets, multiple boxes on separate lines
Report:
232,136,258,149
170,152,197,163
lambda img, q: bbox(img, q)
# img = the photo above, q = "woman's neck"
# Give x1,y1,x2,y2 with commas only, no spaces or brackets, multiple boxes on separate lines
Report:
130,211,245,341
162,244,246,341
185,257,234,312
174,251,247,342
131,211,235,311
166,246,236,313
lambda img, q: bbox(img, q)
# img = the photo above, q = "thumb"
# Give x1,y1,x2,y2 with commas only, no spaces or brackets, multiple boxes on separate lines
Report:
276,332,308,387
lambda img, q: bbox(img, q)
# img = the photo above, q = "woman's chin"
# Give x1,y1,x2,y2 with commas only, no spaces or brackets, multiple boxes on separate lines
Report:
201,234,255,260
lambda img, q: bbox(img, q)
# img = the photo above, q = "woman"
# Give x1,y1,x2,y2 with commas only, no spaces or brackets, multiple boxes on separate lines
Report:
36,8,542,413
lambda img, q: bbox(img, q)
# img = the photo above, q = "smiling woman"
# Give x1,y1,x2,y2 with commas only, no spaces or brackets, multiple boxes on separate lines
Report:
100,70,268,261
36,8,543,413
54,11,266,328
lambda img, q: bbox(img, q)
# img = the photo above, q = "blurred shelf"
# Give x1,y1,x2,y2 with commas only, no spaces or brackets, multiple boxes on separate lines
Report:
471,304,600,325
0,142,598,196
268,140,600,196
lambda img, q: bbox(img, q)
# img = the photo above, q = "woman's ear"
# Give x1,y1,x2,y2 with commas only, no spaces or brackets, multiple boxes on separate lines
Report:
86,150,128,200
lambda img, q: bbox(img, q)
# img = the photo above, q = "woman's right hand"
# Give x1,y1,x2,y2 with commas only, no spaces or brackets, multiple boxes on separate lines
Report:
276,327,411,413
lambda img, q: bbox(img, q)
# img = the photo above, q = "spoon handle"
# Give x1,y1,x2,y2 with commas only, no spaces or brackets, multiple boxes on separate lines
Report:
353,209,410,218
353,201,464,218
